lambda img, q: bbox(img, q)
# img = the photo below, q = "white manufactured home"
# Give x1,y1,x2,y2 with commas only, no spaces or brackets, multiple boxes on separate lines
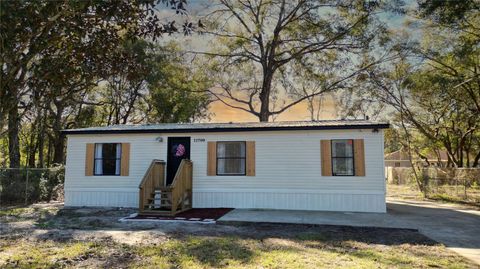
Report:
63,120,389,214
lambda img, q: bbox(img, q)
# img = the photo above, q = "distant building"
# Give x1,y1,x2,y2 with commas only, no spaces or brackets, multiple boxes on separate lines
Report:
385,148,449,167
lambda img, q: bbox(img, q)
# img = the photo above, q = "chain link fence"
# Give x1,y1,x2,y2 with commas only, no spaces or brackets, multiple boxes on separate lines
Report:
0,166,65,207
386,167,480,204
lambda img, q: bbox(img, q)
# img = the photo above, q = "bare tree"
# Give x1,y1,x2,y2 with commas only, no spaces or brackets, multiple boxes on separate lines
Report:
197,0,385,121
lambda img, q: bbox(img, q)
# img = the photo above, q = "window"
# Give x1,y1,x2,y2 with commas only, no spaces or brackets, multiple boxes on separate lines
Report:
217,141,246,175
331,140,354,176
94,143,121,176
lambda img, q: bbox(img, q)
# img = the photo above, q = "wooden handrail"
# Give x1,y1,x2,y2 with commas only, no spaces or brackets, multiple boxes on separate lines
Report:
138,159,165,188
138,160,166,212
170,159,193,214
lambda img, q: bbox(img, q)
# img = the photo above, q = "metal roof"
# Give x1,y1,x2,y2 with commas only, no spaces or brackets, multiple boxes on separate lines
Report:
62,120,389,135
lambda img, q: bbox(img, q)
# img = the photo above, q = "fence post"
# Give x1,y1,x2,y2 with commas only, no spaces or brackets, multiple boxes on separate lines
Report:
25,169,29,205
456,170,459,197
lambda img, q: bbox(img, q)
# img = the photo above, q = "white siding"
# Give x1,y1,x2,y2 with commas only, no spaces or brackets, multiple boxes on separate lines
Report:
64,129,386,212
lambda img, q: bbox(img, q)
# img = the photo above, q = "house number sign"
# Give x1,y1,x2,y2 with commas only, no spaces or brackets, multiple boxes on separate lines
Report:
194,138,206,142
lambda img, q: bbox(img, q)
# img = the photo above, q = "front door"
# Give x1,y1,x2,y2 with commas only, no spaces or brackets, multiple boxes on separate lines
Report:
166,137,191,185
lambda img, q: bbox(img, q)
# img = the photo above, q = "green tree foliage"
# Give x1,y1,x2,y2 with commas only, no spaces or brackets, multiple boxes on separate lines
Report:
148,46,211,123
93,40,154,126
417,0,479,25
0,38,211,168
0,0,206,168
94,41,211,125
1,0,185,127
354,0,480,168
383,128,402,154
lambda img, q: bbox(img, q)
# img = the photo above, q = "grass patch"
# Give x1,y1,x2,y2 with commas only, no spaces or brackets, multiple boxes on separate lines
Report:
387,184,425,200
129,234,474,269
0,205,476,268
0,206,58,223
135,237,472,268
132,236,254,268
0,207,33,217
0,240,98,268
428,193,480,208
0,234,475,269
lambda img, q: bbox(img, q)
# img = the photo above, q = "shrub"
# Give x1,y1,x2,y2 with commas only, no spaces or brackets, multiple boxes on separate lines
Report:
0,166,65,205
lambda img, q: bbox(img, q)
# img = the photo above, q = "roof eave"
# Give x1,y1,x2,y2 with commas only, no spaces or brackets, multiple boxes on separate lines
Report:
62,123,390,135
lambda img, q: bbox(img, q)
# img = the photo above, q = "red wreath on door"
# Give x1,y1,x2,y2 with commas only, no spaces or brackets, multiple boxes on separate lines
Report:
175,144,185,157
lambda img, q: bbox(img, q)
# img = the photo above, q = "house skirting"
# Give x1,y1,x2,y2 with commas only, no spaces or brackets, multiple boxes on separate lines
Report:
65,188,386,213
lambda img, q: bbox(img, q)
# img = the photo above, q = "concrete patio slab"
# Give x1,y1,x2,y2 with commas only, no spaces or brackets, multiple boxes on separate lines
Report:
218,198,480,265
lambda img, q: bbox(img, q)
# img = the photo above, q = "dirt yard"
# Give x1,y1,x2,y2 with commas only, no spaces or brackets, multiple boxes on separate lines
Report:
0,203,476,268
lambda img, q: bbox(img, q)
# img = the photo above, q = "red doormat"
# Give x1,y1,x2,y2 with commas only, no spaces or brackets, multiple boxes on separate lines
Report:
124,208,234,223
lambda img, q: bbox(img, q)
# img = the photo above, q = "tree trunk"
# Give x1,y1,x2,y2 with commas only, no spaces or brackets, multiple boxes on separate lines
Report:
26,115,39,167
27,133,36,168
258,70,274,122
473,150,480,168
458,144,464,168
38,134,45,167
46,139,52,167
7,103,21,168
52,135,65,165
258,111,270,122
465,141,471,167
38,109,45,167
398,96,427,197
52,101,65,164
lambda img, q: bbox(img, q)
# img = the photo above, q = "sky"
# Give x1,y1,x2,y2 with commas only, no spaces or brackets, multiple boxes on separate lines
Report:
156,1,414,123
208,94,338,122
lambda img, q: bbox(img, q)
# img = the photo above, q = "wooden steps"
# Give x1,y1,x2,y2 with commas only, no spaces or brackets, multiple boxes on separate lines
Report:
144,190,173,210
140,209,175,216
156,186,173,192
138,159,193,217
140,207,191,216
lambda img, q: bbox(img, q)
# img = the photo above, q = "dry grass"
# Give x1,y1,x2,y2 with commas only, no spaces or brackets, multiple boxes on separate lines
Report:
387,184,425,200
0,204,477,269
0,233,474,269
387,184,480,208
